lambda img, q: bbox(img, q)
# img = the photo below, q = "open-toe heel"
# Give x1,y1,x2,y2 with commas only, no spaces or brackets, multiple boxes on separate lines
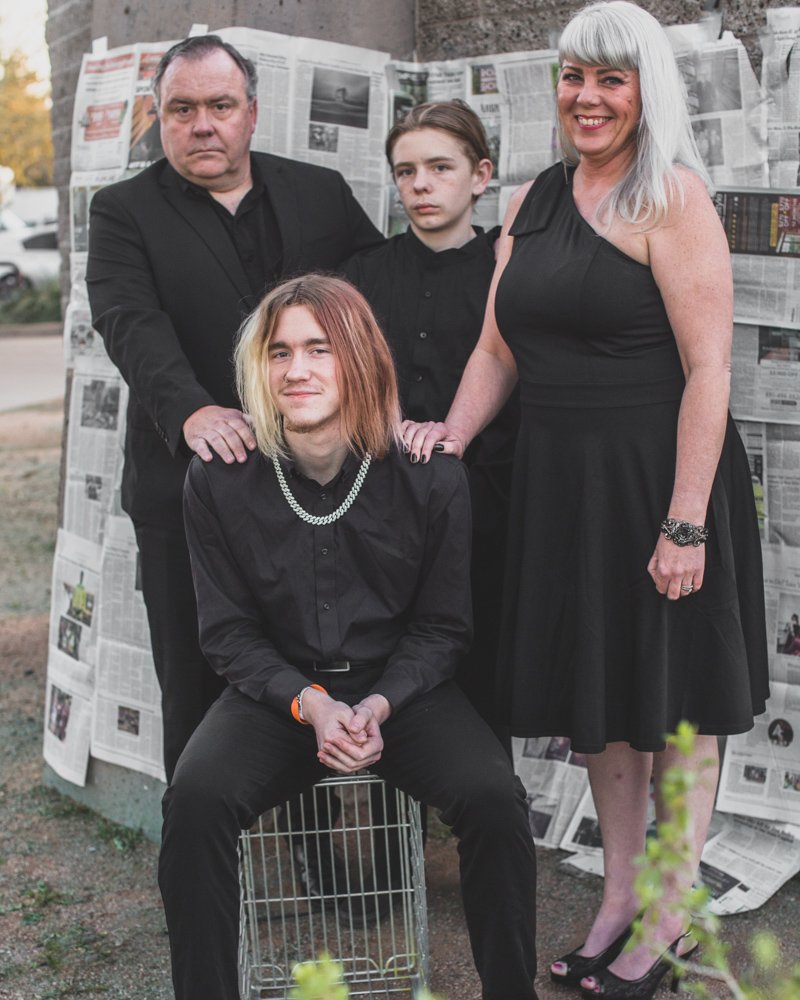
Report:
550,923,634,986
580,929,695,999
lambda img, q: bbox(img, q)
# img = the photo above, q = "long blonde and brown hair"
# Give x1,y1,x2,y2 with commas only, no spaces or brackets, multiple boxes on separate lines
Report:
235,274,402,460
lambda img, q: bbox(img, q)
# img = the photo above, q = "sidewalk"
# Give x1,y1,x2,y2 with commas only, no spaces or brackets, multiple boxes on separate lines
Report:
0,324,64,413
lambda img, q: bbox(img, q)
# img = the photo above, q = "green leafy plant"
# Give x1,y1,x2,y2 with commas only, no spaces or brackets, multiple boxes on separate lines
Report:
632,721,800,998
95,817,144,853
289,955,348,1000
0,280,61,323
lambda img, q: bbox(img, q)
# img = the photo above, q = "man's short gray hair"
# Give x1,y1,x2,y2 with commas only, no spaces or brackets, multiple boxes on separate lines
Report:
153,35,258,107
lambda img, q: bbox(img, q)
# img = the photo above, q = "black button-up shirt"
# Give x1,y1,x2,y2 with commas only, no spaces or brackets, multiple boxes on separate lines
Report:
183,446,473,714
181,157,283,298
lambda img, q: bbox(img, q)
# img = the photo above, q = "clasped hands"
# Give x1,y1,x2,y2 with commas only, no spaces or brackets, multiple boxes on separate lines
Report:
301,690,391,775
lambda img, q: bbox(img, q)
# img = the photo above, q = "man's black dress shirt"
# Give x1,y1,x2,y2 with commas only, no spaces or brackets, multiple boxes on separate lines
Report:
183,446,473,715
181,156,284,304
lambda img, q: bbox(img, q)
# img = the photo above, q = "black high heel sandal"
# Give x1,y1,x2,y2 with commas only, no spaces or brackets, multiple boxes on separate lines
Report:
579,930,698,999
549,922,635,987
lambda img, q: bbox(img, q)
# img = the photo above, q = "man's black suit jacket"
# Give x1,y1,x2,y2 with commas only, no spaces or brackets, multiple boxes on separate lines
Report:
86,152,383,527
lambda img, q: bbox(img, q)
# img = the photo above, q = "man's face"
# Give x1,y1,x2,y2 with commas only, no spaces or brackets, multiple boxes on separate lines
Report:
268,305,342,437
158,49,257,192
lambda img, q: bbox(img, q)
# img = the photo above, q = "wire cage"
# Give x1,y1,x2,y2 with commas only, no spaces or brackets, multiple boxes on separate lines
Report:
238,772,429,999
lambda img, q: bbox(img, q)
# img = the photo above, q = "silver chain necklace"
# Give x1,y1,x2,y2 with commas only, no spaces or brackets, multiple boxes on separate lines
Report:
271,453,372,525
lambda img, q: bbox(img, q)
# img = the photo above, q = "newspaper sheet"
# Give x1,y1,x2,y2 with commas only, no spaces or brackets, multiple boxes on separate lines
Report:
493,50,559,183
43,530,102,786
63,299,110,375
71,48,139,172
670,28,768,187
91,639,164,781
89,516,163,779
560,811,799,915
62,355,127,546
558,807,728,876
290,35,389,227
761,544,800,685
128,45,172,169
765,424,800,547
760,7,800,188
559,784,604,857
47,529,102,670
97,515,151,651
731,323,800,426
42,648,93,786
715,187,800,328
513,736,589,848
717,682,800,824
70,169,121,257
699,814,800,914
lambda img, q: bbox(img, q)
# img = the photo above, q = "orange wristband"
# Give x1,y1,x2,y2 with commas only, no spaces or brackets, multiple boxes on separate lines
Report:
291,683,327,724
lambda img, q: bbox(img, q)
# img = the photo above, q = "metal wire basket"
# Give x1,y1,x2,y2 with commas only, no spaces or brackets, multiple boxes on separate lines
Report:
239,772,429,998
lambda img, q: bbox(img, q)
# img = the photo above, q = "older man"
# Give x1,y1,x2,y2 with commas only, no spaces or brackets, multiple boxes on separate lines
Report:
160,273,539,1000
86,35,382,780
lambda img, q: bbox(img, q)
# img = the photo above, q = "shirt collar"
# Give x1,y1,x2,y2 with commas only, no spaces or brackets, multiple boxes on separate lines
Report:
283,450,358,490
404,224,491,267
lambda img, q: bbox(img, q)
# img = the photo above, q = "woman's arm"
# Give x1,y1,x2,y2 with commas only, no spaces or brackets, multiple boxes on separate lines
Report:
401,181,532,463
646,168,733,601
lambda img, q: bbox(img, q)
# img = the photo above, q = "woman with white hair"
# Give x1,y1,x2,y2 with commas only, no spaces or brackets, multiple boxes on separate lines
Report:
402,3,768,997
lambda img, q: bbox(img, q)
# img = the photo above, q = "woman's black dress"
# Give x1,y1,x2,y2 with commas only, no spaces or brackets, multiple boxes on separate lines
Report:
493,163,769,753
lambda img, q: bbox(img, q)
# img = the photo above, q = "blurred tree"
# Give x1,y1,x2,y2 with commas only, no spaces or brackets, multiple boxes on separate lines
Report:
0,50,53,186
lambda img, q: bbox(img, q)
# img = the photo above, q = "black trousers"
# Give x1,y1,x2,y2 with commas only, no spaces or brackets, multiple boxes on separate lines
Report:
159,677,539,1000
133,521,226,781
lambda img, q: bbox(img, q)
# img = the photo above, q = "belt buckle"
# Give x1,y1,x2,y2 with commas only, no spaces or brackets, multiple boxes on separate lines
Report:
313,660,351,673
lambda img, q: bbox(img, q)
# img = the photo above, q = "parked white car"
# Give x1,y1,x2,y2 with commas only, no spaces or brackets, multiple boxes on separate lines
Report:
0,206,60,290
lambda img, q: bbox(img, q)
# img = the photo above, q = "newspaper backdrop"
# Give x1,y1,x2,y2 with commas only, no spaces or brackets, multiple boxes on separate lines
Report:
46,14,800,912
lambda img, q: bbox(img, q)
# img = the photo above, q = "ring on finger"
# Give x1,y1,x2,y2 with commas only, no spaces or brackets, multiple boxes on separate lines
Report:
680,584,694,593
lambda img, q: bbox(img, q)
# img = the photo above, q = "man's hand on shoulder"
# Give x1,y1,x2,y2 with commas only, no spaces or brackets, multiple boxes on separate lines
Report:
183,405,257,463
302,689,387,774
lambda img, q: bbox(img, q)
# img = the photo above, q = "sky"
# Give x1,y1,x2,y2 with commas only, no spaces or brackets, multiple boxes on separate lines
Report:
0,0,50,79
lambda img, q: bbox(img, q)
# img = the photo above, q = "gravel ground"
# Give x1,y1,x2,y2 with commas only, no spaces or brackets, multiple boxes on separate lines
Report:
0,402,798,1000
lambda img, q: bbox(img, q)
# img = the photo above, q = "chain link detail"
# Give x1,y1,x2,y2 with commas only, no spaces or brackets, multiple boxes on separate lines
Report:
272,453,372,525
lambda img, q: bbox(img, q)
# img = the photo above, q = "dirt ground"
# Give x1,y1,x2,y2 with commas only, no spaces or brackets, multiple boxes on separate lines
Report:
0,401,798,1000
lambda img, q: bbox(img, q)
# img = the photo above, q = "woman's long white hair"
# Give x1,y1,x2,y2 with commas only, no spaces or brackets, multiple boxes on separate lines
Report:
557,0,711,229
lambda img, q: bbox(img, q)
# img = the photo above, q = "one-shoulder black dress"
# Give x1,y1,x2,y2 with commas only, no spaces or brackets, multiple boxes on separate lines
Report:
493,163,769,753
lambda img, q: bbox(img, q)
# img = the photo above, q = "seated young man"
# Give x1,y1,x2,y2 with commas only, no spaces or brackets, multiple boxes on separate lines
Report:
158,274,538,1000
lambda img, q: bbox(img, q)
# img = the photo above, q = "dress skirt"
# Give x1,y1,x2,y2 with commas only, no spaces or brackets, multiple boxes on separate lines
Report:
495,396,770,753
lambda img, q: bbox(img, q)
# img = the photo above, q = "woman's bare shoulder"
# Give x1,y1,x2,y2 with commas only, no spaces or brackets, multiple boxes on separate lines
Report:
501,179,536,234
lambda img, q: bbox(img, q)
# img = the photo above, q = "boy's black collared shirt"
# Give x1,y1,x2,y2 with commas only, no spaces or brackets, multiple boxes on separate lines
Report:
183,446,472,715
